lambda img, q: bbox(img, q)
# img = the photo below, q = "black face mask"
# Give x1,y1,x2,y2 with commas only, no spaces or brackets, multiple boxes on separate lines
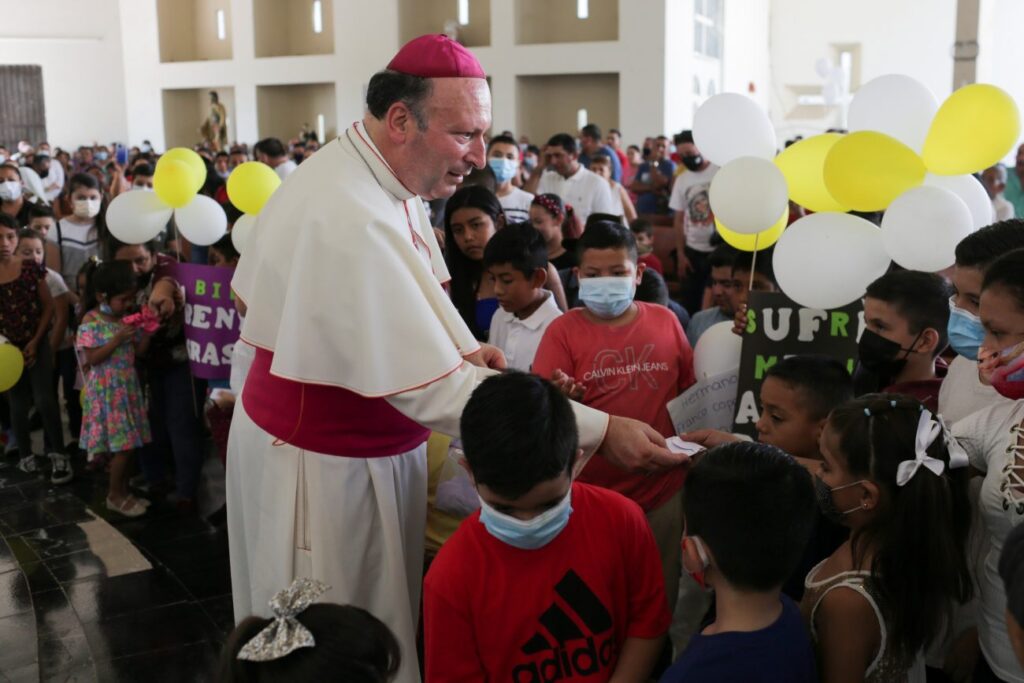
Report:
682,154,704,172
37,167,49,179
857,328,921,380
136,270,154,291
642,146,651,158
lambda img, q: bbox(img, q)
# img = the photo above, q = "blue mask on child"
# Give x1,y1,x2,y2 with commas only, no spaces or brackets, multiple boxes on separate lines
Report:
488,158,518,184
478,488,573,550
947,299,985,361
579,276,636,319
99,302,113,315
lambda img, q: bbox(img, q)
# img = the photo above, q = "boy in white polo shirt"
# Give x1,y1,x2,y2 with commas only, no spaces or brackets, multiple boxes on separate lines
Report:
484,223,562,372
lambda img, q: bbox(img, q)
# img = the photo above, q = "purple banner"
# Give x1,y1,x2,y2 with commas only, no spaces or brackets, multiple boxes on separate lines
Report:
177,263,242,380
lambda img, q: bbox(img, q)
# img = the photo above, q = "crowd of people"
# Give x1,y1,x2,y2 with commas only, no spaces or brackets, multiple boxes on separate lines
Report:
6,35,1024,682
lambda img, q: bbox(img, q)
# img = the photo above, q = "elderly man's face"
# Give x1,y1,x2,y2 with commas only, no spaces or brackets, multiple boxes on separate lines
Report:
402,78,491,200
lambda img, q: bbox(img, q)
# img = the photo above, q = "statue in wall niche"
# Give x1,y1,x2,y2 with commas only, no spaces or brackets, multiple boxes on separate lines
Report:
201,90,229,151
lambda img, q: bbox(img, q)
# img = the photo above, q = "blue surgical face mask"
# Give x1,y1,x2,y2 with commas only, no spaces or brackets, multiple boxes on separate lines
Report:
95,151,109,161
578,276,636,319
488,157,518,184
478,488,573,550
947,297,985,361
99,302,113,315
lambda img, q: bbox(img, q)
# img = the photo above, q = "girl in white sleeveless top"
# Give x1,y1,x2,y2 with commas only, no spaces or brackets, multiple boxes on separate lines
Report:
802,394,972,683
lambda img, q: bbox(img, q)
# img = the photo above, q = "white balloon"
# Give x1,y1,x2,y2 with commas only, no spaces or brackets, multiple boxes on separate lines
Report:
174,194,227,247
773,213,891,310
106,190,173,244
693,321,743,380
848,74,938,153
881,186,973,272
231,213,257,254
709,157,789,234
693,93,777,166
924,173,994,229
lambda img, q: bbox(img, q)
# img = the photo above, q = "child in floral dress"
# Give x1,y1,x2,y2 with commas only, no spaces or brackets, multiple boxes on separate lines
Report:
77,261,153,517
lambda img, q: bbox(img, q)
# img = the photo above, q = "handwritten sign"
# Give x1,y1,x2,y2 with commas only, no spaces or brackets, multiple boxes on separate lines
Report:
733,291,863,437
176,263,241,380
666,368,739,435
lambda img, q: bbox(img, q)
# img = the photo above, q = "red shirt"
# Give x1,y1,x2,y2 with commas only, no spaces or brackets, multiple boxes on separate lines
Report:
638,252,664,275
533,303,695,511
423,483,670,682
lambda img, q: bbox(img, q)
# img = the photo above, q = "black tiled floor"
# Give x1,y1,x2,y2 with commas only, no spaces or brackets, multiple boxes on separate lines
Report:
0,459,231,681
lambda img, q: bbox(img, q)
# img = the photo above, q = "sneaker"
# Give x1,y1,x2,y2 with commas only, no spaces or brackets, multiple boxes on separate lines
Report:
106,496,146,517
17,455,38,474
49,453,73,485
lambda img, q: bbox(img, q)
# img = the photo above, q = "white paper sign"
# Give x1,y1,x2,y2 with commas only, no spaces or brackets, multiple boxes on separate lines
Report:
666,367,740,435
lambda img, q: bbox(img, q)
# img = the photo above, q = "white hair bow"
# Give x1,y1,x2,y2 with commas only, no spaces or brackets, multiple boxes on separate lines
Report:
236,578,330,662
896,410,946,487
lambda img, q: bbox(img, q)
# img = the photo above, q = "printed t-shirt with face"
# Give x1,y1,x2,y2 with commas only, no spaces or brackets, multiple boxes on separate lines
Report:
668,165,719,253
423,482,670,682
532,302,696,512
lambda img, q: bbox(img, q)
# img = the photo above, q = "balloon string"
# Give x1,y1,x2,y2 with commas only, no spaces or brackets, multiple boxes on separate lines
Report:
749,233,760,292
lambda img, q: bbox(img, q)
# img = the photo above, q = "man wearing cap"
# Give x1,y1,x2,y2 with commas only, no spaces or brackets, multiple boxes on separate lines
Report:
228,35,684,682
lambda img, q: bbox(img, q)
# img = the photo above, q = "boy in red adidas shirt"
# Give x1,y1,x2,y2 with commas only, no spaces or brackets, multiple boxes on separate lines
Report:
423,372,670,682
532,220,695,608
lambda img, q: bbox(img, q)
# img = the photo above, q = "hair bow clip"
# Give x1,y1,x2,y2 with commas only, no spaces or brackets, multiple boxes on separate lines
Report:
236,578,330,662
896,410,946,487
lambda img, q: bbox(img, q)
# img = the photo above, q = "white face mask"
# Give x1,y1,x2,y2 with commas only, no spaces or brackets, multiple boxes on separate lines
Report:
73,198,101,219
0,180,22,202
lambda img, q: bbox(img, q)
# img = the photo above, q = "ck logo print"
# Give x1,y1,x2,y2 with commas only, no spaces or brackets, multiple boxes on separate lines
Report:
512,570,615,682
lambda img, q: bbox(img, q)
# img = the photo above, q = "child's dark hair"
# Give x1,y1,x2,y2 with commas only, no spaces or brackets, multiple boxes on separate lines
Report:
27,202,54,221
630,218,653,238
731,246,776,286
81,260,136,314
684,441,815,590
955,219,1024,270
865,270,954,355
981,248,1024,312
765,356,853,421
709,243,740,269
482,222,547,277
999,523,1024,631
532,193,577,241
211,233,241,264
576,220,638,263
460,372,578,500
0,213,18,232
17,228,43,244
444,185,505,339
487,134,518,152
635,268,669,307
106,237,157,262
827,394,972,662
219,604,401,683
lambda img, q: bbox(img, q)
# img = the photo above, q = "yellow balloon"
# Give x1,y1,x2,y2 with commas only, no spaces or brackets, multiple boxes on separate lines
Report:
716,210,787,252
153,159,197,209
823,131,925,211
924,83,1021,175
774,134,850,213
159,147,207,192
0,344,24,393
227,162,282,215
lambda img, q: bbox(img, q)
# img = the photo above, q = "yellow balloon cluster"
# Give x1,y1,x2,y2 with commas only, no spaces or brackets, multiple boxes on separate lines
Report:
154,147,207,209
924,84,1021,175
823,132,925,212
715,210,787,252
227,162,282,215
774,134,849,213
0,344,24,393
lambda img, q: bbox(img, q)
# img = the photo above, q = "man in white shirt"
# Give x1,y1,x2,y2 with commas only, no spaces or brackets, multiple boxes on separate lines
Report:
669,130,719,313
983,164,1015,222
536,133,617,224
228,35,681,683
487,134,533,223
254,137,298,181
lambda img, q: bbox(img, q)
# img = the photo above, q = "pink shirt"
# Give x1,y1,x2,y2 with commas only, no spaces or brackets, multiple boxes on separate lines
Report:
533,303,695,511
